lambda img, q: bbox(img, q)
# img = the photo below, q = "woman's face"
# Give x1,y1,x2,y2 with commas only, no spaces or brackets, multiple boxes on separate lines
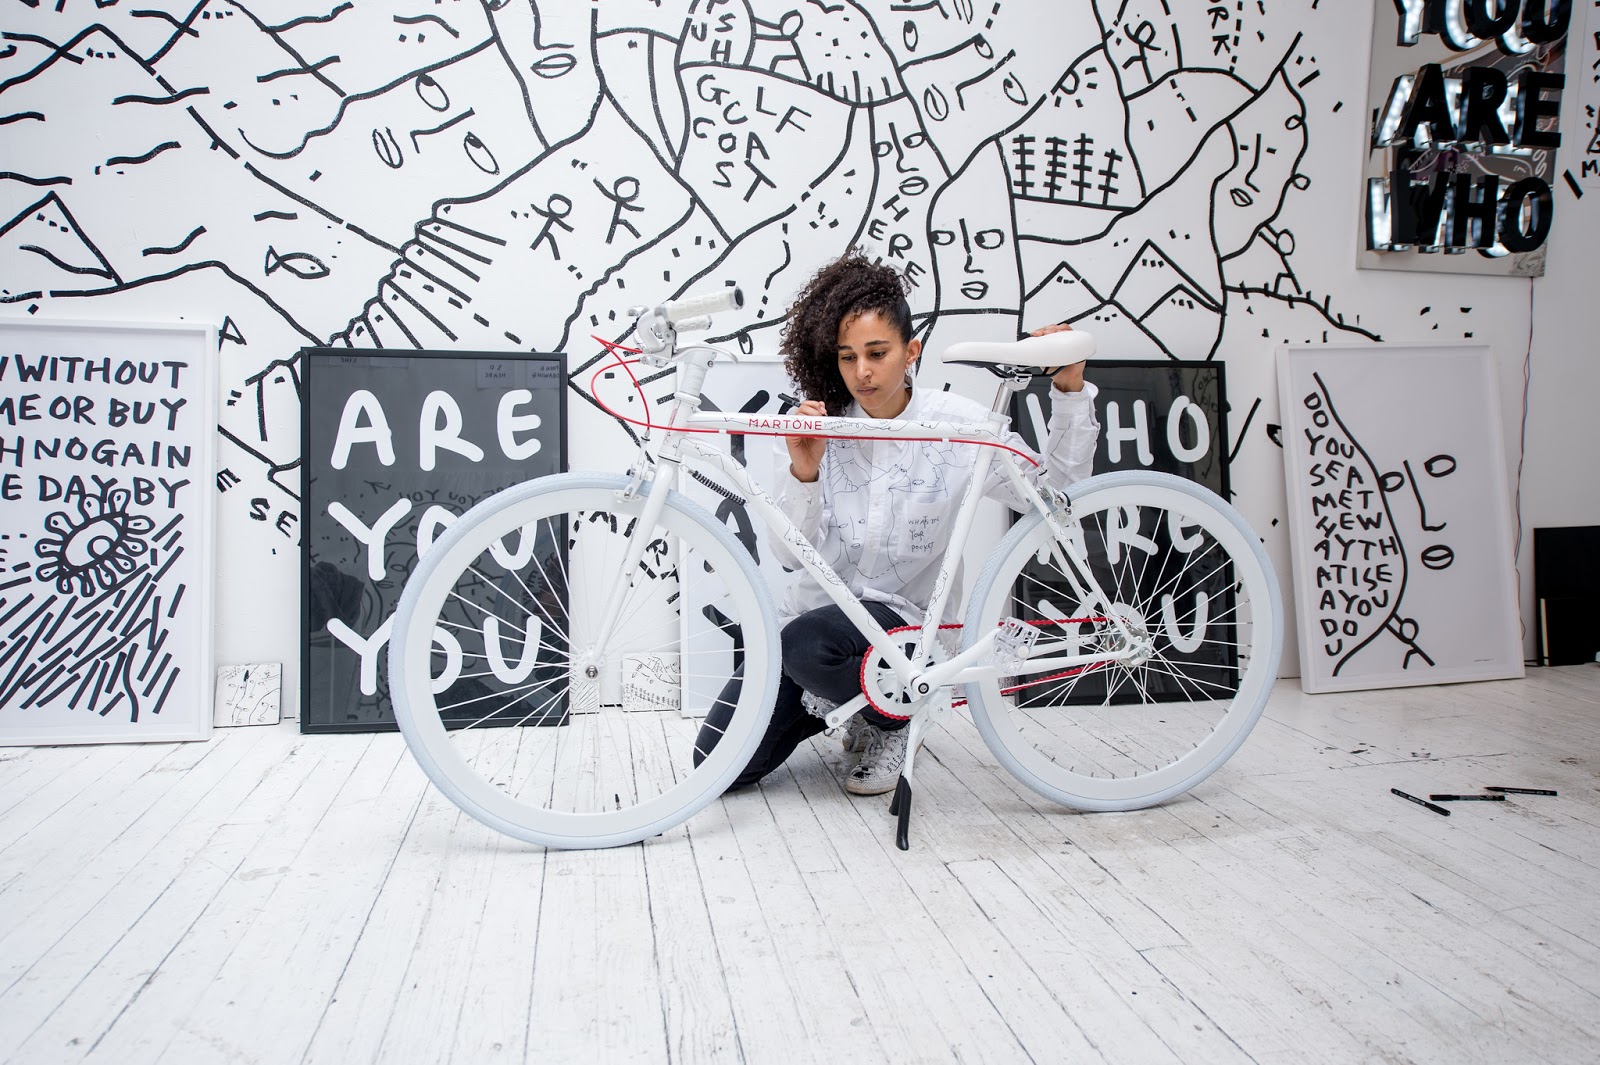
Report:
836,310,921,419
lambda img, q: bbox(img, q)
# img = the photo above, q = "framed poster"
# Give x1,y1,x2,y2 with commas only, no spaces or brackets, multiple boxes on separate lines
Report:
300,350,565,733
1011,361,1233,704
1278,344,1522,693
1011,360,1229,493
0,318,216,745
1358,1,1568,276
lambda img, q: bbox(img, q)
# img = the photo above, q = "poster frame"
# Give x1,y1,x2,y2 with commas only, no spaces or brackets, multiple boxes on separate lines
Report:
299,347,567,734
0,316,216,746
1277,343,1523,693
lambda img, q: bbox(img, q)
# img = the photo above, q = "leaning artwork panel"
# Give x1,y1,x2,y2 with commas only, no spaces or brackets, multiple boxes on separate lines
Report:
1277,345,1522,693
0,318,216,744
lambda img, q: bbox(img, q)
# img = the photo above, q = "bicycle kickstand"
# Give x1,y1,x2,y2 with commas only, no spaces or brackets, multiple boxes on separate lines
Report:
889,715,932,851
889,776,913,851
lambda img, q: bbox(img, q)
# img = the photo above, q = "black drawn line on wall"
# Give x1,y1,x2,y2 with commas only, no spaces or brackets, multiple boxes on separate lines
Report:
39,261,320,352
20,245,116,279
130,5,200,47
394,13,462,40
263,2,354,35
142,226,207,257
409,108,475,152
0,33,78,84
1027,34,1306,254
0,112,46,125
1228,397,1262,465
106,141,181,168
227,1,348,98
112,87,210,106
1,193,123,298
0,173,72,187
183,106,241,161
145,1,208,67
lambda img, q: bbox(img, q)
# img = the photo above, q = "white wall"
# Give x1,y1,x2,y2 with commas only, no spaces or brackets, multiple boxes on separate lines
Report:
3,0,1596,715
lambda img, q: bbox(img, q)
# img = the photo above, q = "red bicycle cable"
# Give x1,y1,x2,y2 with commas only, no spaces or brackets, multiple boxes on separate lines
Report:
586,336,1043,466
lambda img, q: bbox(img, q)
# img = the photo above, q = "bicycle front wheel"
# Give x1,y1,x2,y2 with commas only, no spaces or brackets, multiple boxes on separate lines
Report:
389,473,780,848
963,470,1282,811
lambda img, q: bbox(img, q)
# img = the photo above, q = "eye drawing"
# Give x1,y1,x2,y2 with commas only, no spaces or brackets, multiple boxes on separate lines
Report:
33,486,156,597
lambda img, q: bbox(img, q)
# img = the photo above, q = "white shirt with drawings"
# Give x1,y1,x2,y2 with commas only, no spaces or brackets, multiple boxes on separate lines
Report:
775,378,1100,626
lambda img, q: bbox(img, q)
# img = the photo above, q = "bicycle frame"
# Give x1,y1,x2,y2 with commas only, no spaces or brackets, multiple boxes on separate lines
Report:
591,342,1143,725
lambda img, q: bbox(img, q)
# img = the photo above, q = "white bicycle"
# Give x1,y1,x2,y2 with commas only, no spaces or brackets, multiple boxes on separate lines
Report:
388,289,1283,850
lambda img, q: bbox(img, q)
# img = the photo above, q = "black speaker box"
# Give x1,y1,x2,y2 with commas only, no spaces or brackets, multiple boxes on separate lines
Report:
1533,526,1600,666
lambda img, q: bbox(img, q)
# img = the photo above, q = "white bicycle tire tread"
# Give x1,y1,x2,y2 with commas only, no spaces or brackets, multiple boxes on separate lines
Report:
388,472,781,849
963,469,1283,811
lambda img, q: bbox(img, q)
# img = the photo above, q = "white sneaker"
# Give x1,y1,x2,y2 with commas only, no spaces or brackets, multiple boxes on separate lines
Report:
841,713,870,755
845,723,920,796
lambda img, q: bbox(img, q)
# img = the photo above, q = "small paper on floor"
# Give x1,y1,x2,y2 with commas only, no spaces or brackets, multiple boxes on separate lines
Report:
214,663,283,727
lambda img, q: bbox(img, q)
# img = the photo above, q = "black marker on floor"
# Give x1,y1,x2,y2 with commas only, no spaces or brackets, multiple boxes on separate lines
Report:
1485,786,1558,796
1427,794,1506,802
1391,788,1450,816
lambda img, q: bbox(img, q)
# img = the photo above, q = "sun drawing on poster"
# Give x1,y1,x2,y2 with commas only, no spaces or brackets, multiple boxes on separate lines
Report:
33,485,156,597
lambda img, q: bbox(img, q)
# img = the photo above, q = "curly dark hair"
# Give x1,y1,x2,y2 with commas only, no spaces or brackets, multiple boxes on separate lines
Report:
780,251,914,415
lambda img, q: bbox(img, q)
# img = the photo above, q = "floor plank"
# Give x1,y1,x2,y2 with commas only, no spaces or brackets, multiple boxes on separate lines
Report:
0,667,1596,1064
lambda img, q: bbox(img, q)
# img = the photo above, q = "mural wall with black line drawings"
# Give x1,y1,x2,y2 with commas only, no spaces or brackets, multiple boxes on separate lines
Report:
4,0,1596,700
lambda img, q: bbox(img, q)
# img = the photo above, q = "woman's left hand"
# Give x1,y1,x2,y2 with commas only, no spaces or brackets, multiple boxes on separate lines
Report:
1028,322,1086,393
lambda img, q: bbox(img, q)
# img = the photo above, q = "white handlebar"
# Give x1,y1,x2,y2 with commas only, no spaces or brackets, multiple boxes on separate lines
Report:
665,287,744,323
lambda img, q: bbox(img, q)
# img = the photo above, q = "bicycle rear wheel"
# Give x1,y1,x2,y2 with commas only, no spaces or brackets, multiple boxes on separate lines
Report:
962,470,1282,811
389,472,779,848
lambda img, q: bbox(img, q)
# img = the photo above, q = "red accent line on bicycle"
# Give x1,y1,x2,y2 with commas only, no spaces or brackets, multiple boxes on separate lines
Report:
587,340,1043,467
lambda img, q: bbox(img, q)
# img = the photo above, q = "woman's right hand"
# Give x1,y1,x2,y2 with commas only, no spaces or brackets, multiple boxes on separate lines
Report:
786,399,827,483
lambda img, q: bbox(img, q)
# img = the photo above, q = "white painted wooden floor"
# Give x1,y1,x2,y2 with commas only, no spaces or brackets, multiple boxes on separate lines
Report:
2,668,1598,1065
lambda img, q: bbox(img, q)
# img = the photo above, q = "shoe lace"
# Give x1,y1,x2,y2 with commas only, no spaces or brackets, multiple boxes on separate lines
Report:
854,727,887,770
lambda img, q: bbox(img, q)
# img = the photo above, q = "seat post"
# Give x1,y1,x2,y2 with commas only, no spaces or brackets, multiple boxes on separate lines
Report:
989,372,1031,416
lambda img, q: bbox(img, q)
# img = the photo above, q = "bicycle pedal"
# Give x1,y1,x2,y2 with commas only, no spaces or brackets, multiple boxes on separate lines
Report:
993,617,1040,673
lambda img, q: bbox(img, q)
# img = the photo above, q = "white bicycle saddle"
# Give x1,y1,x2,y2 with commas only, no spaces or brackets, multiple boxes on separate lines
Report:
941,330,1095,369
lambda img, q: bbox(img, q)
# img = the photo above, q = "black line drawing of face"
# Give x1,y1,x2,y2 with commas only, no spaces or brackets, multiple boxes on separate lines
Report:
930,218,1006,300
1381,453,1457,572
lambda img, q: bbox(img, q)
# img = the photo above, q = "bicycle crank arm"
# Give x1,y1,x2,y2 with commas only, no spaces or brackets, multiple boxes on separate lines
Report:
822,694,870,730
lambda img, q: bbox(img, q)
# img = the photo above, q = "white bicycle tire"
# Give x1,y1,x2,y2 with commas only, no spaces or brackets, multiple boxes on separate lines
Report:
962,470,1282,811
388,472,780,848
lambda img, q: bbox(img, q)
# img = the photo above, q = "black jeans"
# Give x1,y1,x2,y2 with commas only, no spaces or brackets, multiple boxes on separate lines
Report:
694,602,908,789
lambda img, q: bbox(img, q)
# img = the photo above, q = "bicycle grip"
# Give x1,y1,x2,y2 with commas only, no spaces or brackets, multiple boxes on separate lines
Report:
665,287,744,323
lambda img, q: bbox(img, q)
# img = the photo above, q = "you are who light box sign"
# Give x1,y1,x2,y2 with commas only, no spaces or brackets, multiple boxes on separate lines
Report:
1360,0,1572,276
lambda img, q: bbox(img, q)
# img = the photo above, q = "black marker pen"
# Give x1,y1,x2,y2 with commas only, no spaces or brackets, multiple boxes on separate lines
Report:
1391,788,1450,816
1485,786,1558,796
1427,794,1506,802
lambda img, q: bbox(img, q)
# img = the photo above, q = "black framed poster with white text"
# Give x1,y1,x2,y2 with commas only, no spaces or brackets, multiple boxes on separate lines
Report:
300,349,565,734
